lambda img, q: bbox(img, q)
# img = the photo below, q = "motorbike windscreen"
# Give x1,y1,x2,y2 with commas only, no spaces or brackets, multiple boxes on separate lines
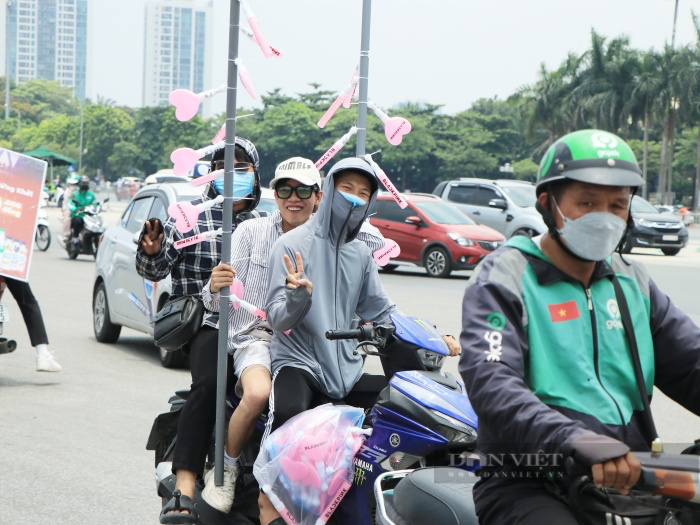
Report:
390,313,449,356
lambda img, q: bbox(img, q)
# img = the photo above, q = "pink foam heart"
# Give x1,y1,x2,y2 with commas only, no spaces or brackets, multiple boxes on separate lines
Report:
167,201,199,233
373,239,401,266
232,278,245,300
384,117,412,146
280,458,321,488
170,148,201,176
300,431,331,462
169,89,201,122
239,67,257,99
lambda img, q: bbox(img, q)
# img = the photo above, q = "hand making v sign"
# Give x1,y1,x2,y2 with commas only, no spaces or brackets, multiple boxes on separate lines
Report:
284,252,313,296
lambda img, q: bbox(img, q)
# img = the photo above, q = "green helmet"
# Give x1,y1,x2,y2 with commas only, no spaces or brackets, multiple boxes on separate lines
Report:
67,174,80,185
536,129,644,195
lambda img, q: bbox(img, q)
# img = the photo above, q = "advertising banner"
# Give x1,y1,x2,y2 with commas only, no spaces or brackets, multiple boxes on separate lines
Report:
0,148,47,282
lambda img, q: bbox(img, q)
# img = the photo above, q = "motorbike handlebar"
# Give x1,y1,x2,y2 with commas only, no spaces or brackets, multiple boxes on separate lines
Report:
325,328,366,341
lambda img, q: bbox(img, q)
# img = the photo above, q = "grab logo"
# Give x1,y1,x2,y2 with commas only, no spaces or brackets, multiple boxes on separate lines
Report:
606,299,623,330
484,331,503,362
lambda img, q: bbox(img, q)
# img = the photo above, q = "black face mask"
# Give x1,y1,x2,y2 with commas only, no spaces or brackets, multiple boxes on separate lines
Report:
80,185,89,192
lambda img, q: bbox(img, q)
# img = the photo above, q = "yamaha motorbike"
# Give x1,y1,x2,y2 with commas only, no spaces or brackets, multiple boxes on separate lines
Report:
0,277,18,355
147,312,480,525
66,199,108,260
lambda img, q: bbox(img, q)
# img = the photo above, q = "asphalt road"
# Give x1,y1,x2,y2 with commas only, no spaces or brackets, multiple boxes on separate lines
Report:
1,198,699,524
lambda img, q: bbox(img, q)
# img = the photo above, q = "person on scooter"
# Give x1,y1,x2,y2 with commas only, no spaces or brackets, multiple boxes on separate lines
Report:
458,130,700,524
61,175,79,244
199,157,386,514
136,137,265,525
258,157,460,525
68,175,96,242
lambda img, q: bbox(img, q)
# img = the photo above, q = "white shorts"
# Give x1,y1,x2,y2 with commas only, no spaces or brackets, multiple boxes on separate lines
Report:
233,340,271,397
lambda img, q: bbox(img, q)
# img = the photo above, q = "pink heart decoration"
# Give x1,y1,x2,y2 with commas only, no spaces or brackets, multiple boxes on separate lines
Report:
170,148,201,176
239,66,257,99
232,278,245,301
169,89,202,122
167,201,199,233
384,117,412,146
247,15,273,58
299,431,331,462
280,458,321,488
373,239,401,266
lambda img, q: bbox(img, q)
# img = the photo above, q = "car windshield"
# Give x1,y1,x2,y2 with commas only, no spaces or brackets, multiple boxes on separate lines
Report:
175,185,207,202
415,201,476,225
631,196,660,214
501,184,537,208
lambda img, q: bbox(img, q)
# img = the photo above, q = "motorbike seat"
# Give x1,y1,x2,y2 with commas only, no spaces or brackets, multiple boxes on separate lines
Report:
392,467,479,525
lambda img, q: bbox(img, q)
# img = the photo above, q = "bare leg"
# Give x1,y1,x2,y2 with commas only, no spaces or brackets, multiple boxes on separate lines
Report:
258,492,281,525
226,366,271,457
169,469,196,516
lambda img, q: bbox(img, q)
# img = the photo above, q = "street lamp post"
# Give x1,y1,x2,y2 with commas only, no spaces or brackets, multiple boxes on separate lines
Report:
5,0,13,120
78,100,84,173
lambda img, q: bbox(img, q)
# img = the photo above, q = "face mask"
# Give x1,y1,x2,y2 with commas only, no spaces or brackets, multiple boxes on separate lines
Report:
338,190,367,208
213,172,255,200
553,199,627,261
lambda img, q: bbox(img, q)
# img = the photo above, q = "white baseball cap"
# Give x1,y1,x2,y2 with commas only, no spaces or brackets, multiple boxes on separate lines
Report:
269,157,322,189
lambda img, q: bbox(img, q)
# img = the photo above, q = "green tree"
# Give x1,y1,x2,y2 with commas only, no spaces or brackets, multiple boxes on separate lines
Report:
81,105,135,178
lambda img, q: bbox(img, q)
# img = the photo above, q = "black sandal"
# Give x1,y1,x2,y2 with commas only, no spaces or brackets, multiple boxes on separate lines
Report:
160,489,198,524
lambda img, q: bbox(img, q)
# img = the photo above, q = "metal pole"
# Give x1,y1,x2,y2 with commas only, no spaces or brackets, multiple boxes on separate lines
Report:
214,0,241,487
355,0,371,156
5,1,12,120
78,100,84,174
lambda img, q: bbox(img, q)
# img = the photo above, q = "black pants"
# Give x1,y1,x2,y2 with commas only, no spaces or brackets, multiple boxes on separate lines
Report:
172,326,234,476
4,277,49,347
263,366,387,442
71,216,84,238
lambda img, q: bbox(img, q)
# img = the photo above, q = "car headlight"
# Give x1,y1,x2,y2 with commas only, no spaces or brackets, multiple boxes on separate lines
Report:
448,232,474,246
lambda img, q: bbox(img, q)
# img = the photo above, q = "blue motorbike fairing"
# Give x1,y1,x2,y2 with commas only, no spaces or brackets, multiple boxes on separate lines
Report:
390,313,449,356
391,371,479,431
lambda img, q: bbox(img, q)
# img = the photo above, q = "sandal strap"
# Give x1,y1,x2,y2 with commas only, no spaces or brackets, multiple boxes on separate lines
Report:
159,490,198,524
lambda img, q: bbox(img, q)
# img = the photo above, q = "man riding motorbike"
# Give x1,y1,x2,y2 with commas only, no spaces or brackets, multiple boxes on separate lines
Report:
199,158,386,516
68,175,96,242
458,129,700,524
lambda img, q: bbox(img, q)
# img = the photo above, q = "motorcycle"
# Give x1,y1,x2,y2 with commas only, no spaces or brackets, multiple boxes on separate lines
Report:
147,313,479,525
0,277,18,355
66,198,108,260
35,194,51,252
374,450,700,525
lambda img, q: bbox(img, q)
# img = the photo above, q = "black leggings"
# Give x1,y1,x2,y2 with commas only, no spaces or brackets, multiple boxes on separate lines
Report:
263,367,387,442
4,277,48,346
71,216,84,238
171,326,234,476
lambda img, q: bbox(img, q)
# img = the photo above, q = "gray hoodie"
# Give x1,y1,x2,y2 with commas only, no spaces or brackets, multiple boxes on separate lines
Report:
265,157,396,398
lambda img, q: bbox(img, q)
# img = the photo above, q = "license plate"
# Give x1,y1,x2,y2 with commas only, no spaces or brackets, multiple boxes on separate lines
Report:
662,235,678,241
0,304,8,323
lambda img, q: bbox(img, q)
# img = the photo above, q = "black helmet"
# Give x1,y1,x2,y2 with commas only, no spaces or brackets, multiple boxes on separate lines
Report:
79,175,91,191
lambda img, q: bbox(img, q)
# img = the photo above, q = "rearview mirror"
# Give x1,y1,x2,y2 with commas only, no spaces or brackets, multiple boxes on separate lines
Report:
405,216,422,226
103,197,110,203
489,198,508,210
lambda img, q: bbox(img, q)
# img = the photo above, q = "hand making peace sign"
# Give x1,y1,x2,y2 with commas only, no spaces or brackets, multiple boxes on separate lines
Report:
284,252,313,296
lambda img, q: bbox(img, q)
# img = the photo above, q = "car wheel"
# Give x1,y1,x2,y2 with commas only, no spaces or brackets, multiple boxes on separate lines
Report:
35,225,51,251
662,248,681,256
93,282,121,343
513,228,537,238
381,264,398,273
159,347,188,369
424,247,451,278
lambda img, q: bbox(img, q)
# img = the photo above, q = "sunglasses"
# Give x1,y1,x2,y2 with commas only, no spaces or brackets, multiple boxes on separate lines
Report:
275,184,316,200
211,161,254,173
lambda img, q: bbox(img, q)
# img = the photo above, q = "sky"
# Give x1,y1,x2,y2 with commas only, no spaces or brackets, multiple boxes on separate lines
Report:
90,0,699,116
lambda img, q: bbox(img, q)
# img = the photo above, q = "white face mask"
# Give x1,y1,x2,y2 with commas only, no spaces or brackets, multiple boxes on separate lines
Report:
553,199,628,261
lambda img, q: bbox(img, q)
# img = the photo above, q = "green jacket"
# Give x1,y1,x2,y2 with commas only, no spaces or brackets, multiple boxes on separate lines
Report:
459,235,700,471
68,190,96,218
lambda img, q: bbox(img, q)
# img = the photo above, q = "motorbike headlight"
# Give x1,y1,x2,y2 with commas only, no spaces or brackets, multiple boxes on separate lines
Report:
417,349,445,369
431,410,477,436
447,232,474,246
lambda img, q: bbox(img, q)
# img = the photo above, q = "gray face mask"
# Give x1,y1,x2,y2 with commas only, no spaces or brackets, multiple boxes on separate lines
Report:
553,199,628,261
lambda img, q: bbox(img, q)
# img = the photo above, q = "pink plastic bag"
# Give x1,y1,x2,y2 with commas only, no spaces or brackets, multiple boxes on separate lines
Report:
253,404,367,525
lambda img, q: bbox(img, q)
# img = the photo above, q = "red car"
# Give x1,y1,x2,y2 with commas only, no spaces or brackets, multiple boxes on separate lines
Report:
370,193,505,278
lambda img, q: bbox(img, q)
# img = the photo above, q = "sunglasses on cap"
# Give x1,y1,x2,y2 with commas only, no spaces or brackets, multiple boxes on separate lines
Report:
211,161,254,172
275,184,317,200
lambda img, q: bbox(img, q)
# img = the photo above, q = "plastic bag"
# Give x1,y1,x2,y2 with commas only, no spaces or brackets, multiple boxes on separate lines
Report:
254,404,367,525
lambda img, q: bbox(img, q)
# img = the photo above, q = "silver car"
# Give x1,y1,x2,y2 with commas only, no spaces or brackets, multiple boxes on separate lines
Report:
92,182,278,368
433,178,546,238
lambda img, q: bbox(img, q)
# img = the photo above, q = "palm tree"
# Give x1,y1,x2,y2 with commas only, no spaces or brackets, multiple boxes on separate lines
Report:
625,51,664,198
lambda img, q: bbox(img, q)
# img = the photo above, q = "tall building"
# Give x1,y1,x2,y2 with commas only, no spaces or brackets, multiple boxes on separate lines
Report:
2,0,90,99
142,0,213,109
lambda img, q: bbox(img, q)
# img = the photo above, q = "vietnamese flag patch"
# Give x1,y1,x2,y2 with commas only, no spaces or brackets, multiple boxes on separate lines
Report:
548,300,580,323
